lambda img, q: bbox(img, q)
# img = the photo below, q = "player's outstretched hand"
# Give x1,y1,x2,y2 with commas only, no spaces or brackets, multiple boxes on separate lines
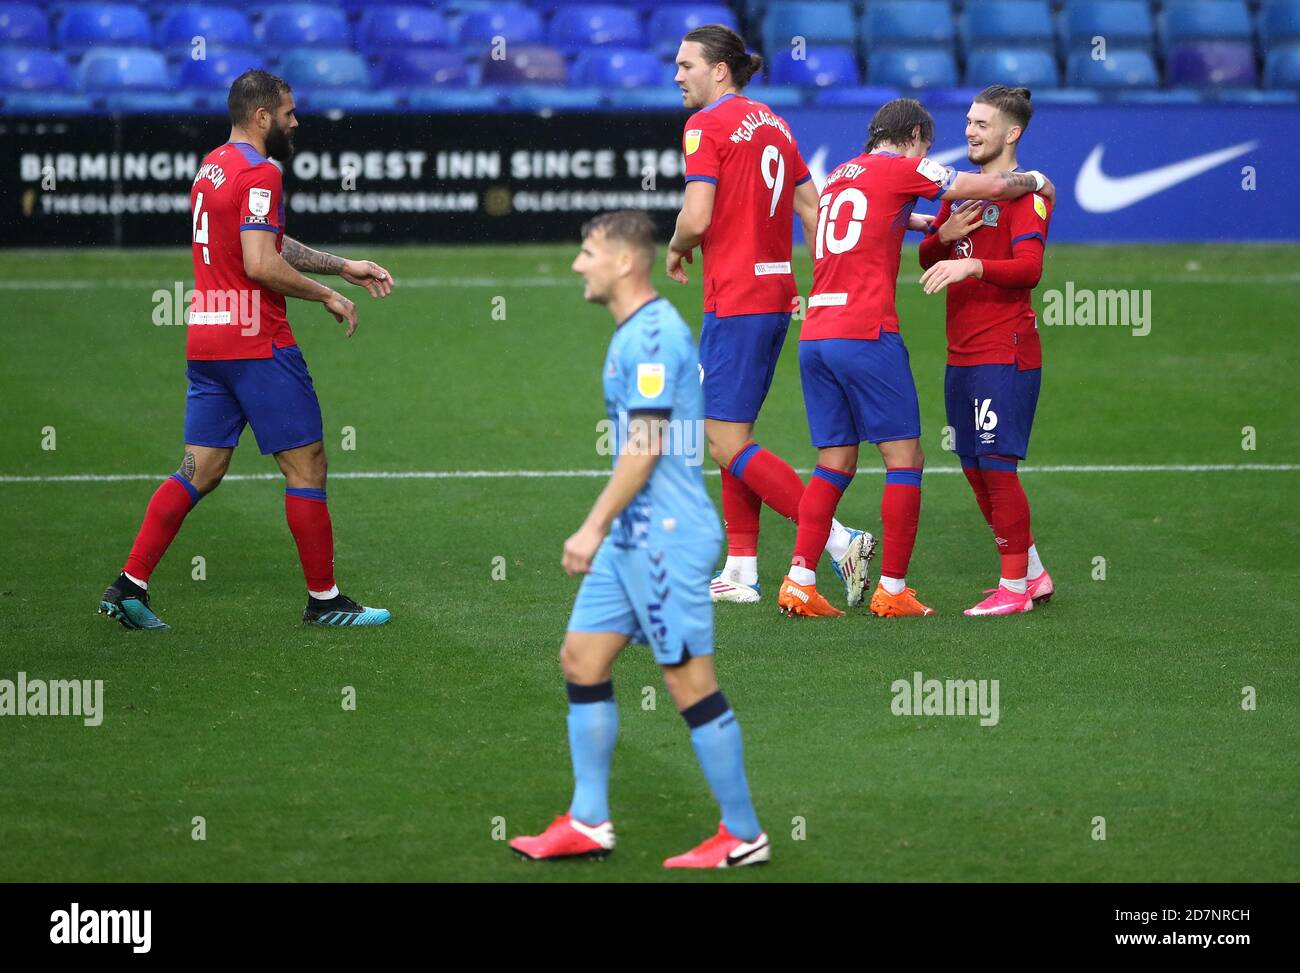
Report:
938,200,985,244
562,524,604,576
666,246,693,285
341,259,395,299
920,257,981,295
325,290,358,337
908,212,935,233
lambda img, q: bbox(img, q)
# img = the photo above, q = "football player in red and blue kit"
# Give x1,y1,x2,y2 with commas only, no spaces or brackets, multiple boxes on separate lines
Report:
919,86,1055,616
98,70,394,630
668,25,875,609
776,98,1055,618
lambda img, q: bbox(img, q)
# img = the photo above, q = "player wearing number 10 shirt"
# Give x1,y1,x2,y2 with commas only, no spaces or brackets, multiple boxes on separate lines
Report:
777,98,1056,619
96,70,395,631
669,25,873,610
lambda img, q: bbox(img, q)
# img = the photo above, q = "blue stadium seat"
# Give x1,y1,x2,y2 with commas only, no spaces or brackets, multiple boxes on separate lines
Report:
1216,87,1297,104
406,86,506,111
547,5,641,55
647,6,738,58
964,1,1054,49
377,49,467,87
255,5,349,49
76,46,167,90
571,48,666,89
861,3,955,49
812,84,902,107
456,7,543,51
1067,48,1158,87
479,43,565,84
157,8,253,57
1259,2,1300,52
178,48,269,89
737,82,804,108
763,2,856,54
3,90,95,112
867,48,958,89
279,48,369,88
1029,87,1102,104
296,88,400,111
965,48,1059,88
506,86,605,110
57,4,152,55
356,6,452,55
1059,2,1153,52
105,89,202,112
768,45,859,87
608,87,693,109
0,3,49,48
1166,41,1256,87
1161,1,1251,48
1114,89,1205,104
1264,45,1300,88
0,48,68,89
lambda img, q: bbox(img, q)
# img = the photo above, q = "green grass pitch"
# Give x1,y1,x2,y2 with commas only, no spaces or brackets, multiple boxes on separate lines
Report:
0,242,1296,882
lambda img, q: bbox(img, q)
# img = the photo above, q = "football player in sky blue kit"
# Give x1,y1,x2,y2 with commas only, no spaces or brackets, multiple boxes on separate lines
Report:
509,211,769,869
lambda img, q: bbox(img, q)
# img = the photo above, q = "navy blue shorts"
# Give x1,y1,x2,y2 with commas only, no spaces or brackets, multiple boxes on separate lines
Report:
799,333,922,447
184,344,324,455
698,310,790,423
944,364,1041,459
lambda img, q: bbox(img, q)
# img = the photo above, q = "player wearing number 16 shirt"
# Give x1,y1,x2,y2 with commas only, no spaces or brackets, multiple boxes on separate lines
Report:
96,70,395,631
668,25,873,610
776,98,1056,619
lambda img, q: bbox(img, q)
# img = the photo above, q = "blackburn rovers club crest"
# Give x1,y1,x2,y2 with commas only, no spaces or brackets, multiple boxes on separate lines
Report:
981,203,1000,227
954,238,973,259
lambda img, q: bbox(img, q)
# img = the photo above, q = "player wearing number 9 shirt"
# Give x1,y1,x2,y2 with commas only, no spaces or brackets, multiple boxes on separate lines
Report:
96,70,395,631
777,98,1056,619
668,25,873,610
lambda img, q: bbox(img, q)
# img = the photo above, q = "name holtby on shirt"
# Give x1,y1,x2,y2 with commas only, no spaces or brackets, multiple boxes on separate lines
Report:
0,672,104,727
596,411,706,467
1041,282,1152,337
891,671,1000,727
151,282,261,336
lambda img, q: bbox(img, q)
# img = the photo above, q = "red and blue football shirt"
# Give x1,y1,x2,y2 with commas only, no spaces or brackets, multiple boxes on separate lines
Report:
682,92,811,317
802,151,956,342
922,188,1052,369
187,141,295,360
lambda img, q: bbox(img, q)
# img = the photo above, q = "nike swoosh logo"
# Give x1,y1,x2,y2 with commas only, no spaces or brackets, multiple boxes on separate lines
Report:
1075,141,1257,213
726,836,769,866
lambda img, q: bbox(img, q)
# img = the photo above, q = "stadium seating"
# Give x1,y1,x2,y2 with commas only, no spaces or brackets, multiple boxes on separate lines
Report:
0,3,50,48
868,48,959,89
965,48,1060,88
3,0,1298,114
861,3,956,50
767,44,859,87
355,7,453,56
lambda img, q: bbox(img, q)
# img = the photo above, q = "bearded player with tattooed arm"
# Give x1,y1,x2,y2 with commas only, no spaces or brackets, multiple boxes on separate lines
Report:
97,69,395,631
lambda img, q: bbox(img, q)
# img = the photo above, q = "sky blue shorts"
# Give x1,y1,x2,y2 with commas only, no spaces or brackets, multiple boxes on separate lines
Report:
567,537,720,666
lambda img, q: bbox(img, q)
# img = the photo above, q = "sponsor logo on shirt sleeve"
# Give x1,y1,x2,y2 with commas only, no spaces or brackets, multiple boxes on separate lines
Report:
637,363,666,399
683,130,702,156
915,157,950,185
248,187,272,216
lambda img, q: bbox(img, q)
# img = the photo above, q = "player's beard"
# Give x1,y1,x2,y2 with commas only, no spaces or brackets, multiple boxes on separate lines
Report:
266,122,295,162
968,142,1000,167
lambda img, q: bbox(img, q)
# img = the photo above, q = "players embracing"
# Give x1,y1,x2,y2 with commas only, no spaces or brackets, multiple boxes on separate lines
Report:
919,86,1055,616
776,97,1055,618
667,25,873,609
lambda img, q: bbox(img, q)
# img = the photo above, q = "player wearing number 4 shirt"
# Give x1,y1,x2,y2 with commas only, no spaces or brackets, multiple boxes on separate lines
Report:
97,70,395,631
918,86,1055,617
668,25,874,610
777,98,1057,619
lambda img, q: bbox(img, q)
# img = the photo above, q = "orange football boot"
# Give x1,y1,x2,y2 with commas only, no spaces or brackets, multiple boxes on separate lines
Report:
777,576,844,617
869,584,935,617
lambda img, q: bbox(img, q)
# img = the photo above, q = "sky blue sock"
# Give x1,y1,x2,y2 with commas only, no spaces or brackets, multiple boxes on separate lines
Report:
566,681,617,825
683,691,761,842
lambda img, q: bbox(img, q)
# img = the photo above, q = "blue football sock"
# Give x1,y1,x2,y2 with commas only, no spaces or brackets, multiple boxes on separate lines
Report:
566,681,618,825
682,691,761,841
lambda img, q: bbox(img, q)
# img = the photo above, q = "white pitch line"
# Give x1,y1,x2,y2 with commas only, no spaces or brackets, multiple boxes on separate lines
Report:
0,463,1296,485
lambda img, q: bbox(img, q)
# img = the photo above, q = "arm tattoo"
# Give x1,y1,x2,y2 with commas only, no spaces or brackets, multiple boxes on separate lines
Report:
281,236,345,275
995,170,1038,192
